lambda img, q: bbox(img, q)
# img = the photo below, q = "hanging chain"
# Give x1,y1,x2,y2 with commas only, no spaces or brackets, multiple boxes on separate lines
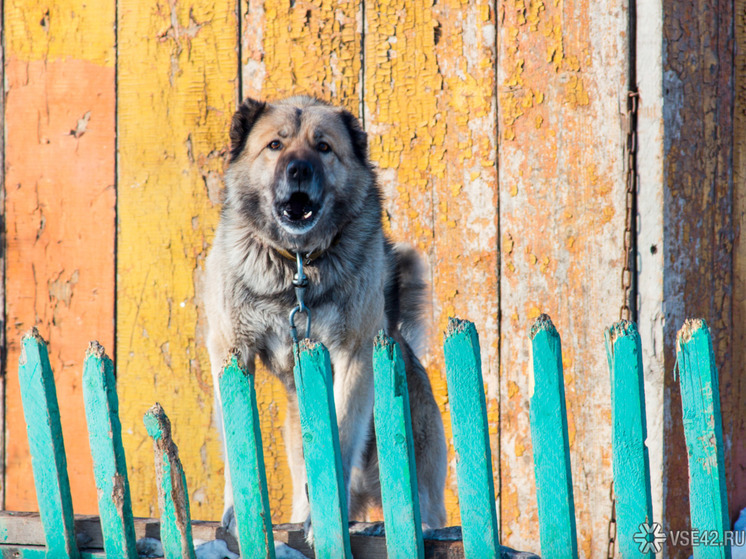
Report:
289,252,312,343
608,90,639,559
620,90,639,323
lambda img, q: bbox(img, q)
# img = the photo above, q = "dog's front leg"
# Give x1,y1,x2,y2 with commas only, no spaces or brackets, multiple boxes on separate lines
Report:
330,345,376,515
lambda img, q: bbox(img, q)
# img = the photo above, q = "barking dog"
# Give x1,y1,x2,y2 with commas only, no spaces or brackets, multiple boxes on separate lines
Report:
204,96,447,533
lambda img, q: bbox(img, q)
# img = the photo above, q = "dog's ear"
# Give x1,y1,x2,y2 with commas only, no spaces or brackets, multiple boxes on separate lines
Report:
338,109,369,166
229,97,267,162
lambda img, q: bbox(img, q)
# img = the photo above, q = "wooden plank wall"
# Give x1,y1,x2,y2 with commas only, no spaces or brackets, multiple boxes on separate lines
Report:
4,0,116,514
2,1,745,556
497,0,627,554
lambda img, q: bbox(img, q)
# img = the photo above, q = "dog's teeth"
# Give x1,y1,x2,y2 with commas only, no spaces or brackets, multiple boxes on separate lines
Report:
283,210,291,218
303,211,313,219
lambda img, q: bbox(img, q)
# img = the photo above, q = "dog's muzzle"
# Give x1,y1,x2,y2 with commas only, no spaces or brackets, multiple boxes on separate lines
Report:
276,159,322,228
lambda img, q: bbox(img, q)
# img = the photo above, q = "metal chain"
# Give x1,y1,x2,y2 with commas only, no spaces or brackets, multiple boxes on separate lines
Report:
608,90,639,559
289,252,312,343
620,90,639,323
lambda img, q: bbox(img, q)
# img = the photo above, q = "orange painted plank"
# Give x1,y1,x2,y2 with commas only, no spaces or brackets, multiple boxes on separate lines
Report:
364,1,499,527
240,0,361,522
4,0,116,514
497,0,628,554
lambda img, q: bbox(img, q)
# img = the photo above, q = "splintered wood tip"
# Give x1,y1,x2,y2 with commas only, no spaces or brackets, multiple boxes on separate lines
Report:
297,338,320,352
677,318,707,347
374,330,393,348
144,402,171,441
221,348,243,370
605,320,638,346
21,326,45,345
445,317,470,337
529,313,555,340
85,340,107,360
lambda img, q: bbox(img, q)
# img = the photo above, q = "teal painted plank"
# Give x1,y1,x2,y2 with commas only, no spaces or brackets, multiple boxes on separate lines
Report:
528,314,578,559
82,342,139,559
604,321,654,558
372,333,424,559
292,340,352,557
17,328,81,559
442,318,500,558
143,404,197,559
218,351,275,558
676,319,731,559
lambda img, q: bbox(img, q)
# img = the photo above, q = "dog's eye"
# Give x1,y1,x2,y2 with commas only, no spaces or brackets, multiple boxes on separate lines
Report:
317,142,331,153
268,140,283,151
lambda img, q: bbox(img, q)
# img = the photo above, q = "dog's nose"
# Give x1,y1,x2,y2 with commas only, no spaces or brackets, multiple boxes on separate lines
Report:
287,160,313,184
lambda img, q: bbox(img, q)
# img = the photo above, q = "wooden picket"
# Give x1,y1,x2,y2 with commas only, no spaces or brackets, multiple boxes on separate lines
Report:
218,350,275,558
144,403,197,559
17,329,81,559
604,321,654,557
292,339,353,558
10,316,734,558
443,318,500,558
372,333,424,558
82,342,139,558
676,319,731,559
528,314,579,559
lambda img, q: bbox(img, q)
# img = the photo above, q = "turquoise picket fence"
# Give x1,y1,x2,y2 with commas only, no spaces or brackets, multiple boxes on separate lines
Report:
6,314,731,558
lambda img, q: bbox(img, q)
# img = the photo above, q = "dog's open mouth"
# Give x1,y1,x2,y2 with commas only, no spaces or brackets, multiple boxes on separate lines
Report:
278,192,320,228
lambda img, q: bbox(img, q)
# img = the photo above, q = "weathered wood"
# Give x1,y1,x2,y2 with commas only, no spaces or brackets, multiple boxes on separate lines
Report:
17,329,80,558
143,404,196,559
604,321,654,557
675,319,731,559
218,351,275,558
528,315,578,559
4,0,116,514
82,342,138,558
117,0,237,520
292,339,352,557
443,318,500,558
497,0,628,550
372,333,424,558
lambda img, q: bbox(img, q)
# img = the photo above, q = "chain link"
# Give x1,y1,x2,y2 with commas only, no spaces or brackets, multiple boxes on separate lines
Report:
289,252,311,343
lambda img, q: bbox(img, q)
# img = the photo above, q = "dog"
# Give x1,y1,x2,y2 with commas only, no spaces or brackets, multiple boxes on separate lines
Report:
203,95,447,535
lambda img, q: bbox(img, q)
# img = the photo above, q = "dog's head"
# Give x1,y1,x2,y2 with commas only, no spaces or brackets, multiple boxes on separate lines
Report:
224,96,375,253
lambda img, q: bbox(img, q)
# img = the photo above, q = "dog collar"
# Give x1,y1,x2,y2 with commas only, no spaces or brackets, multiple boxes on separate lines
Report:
274,233,342,265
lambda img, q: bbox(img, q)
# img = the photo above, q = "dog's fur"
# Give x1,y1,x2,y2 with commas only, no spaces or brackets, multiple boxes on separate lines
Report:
204,96,447,532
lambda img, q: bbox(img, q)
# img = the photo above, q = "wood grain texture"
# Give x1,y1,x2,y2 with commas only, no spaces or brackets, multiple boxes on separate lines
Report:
497,0,627,552
372,334,424,559
117,0,238,520
528,316,578,559
676,320,731,559
17,330,80,558
604,321,653,557
661,0,736,547
218,352,275,558
364,0,499,528
239,0,362,522
443,319,500,558
81,343,138,559
4,0,116,514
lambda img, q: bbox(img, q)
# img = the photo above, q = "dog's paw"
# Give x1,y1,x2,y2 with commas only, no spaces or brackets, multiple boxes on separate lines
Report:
221,505,238,538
